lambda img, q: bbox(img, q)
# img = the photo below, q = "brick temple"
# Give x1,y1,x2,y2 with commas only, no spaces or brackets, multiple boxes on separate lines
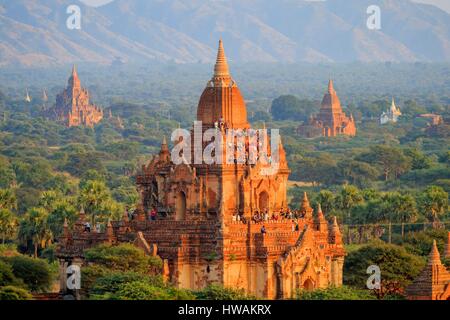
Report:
297,80,356,138
57,40,346,299
406,236,450,300
47,66,103,127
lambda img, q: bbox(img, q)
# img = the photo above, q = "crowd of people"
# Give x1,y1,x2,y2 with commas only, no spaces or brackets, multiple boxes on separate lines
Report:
232,207,304,223
232,207,303,234
83,206,303,235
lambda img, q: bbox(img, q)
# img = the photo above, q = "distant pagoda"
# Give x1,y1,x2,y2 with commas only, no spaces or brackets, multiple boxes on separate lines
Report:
297,80,356,138
24,89,31,103
46,66,103,127
380,98,402,125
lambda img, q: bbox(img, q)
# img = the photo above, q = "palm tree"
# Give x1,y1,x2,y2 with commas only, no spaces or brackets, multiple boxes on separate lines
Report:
18,208,52,258
385,193,418,239
0,208,16,244
0,188,17,210
418,186,448,227
78,180,112,225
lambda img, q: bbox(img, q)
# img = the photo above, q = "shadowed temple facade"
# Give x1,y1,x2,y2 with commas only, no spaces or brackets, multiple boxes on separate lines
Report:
57,40,346,299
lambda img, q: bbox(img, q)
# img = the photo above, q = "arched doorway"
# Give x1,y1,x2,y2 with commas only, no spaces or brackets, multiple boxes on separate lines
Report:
176,191,186,221
303,278,314,291
259,191,269,211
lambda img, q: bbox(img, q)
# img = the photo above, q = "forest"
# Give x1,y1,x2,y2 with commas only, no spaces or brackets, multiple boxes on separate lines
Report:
0,62,449,300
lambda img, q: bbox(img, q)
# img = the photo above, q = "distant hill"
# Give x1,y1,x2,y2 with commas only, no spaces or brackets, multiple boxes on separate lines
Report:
1,0,450,67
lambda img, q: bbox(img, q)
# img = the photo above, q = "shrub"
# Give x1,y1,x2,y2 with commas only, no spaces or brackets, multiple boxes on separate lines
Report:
0,244,19,257
296,286,376,300
0,286,32,300
84,244,162,274
5,255,53,292
90,272,164,296
112,281,195,300
344,242,425,290
194,284,256,300
0,260,19,286
81,265,111,294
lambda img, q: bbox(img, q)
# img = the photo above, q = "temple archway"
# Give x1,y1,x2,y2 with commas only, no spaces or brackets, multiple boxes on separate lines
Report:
175,191,186,221
259,191,269,211
303,278,314,291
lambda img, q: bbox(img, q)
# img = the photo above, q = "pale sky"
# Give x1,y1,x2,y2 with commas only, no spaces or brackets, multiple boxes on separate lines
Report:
413,0,450,13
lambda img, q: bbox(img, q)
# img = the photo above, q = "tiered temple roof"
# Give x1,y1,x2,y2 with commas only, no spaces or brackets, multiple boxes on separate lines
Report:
406,239,450,300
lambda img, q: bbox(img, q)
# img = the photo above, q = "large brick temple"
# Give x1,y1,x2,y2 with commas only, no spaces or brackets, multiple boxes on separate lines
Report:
46,66,103,127
57,40,346,299
297,80,356,138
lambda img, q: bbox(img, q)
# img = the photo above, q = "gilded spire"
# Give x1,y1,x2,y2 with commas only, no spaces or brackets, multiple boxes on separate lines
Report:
429,240,442,265
214,39,230,78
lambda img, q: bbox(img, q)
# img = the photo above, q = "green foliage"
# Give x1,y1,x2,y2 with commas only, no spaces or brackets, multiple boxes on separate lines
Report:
343,242,425,290
417,186,448,222
0,208,16,244
84,244,162,274
18,207,52,257
0,285,32,300
90,272,164,296
193,284,256,300
270,95,315,122
0,188,17,210
0,259,20,286
78,180,123,223
401,228,448,257
0,244,19,257
357,145,412,181
295,286,376,300
4,255,53,292
81,265,112,293
111,280,195,300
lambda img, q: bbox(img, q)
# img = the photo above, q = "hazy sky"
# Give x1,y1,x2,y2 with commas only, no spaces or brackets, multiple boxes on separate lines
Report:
413,0,450,13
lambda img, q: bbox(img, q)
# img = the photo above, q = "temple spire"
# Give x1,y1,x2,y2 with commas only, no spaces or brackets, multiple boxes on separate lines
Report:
329,216,342,244
301,192,310,208
214,39,230,78
328,79,335,94
69,64,80,88
429,240,442,266
300,192,313,220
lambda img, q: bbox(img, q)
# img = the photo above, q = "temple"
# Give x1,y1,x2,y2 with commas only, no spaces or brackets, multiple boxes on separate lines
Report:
47,66,103,127
297,80,356,138
56,40,346,299
380,98,402,125
406,237,450,300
